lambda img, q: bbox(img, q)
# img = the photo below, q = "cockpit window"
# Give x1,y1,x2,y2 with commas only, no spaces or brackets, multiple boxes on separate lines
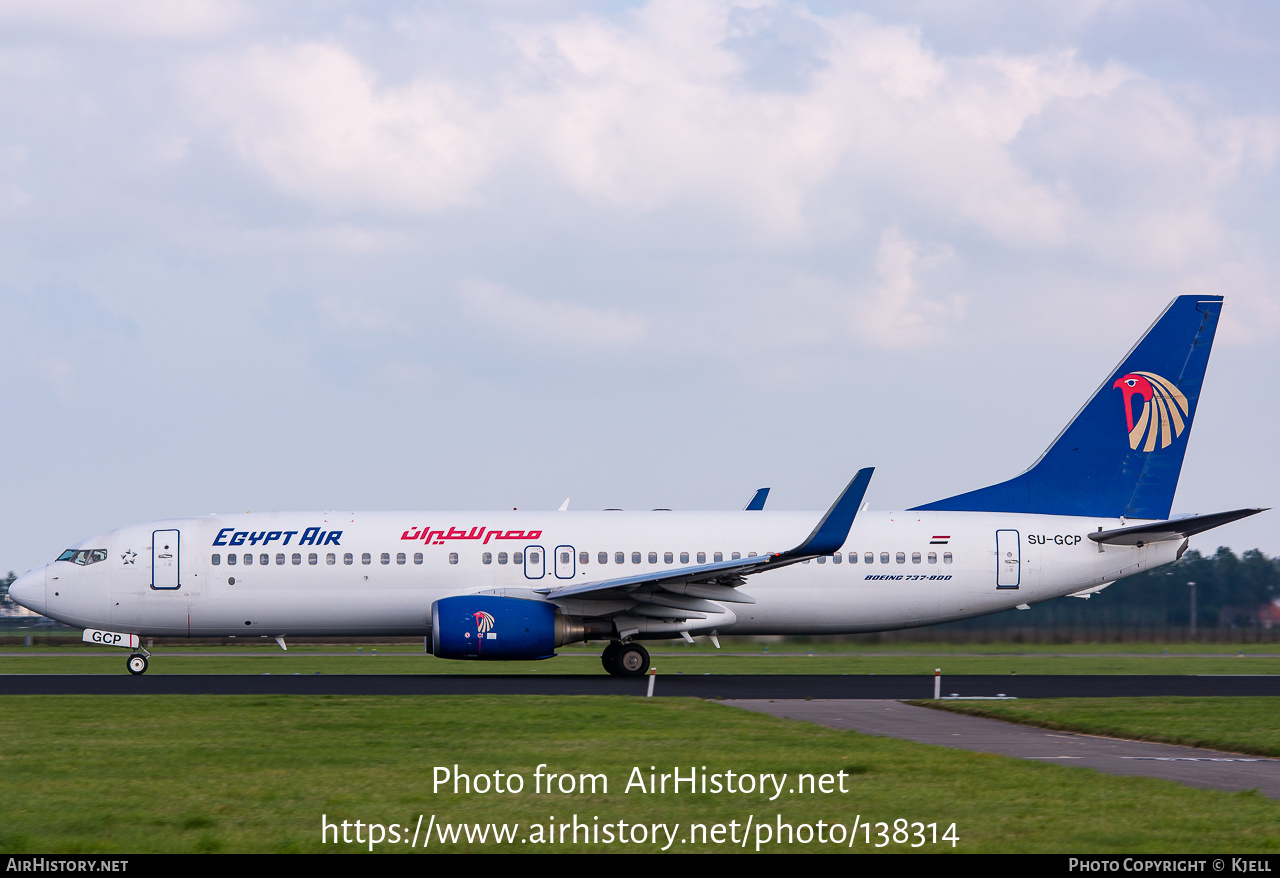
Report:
56,548,108,566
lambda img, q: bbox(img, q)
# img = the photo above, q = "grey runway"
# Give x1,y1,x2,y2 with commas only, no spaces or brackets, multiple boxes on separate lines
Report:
0,673,1277,697
729,699,1280,799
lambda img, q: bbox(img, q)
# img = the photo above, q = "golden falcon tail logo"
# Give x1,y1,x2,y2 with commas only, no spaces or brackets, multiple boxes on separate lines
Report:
1113,371,1190,451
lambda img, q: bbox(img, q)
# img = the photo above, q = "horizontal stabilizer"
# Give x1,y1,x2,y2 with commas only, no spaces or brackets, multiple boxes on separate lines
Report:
1088,508,1267,546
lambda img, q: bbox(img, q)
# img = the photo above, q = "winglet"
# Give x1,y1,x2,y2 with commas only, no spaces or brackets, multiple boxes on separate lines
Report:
744,488,770,511
781,468,873,558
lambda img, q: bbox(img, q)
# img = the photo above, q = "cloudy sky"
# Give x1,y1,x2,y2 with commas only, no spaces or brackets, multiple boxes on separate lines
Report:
1,0,1276,575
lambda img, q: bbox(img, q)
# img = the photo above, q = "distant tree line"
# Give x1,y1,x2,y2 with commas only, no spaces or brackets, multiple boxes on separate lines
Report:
0,571,16,613
928,547,1280,637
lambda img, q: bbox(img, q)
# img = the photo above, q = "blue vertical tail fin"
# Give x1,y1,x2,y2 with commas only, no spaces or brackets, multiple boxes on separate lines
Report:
912,295,1223,520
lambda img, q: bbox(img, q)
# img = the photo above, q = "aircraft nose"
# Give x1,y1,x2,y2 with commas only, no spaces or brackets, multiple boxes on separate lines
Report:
8,567,46,615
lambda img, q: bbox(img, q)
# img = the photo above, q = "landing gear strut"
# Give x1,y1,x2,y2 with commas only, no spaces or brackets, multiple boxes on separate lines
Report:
126,653,149,676
601,642,649,678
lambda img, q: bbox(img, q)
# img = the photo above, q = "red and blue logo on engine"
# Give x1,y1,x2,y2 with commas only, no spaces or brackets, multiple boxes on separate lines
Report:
431,596,557,661
1113,371,1190,452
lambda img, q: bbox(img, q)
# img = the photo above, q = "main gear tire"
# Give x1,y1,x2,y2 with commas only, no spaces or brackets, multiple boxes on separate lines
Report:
614,643,650,678
601,642,622,675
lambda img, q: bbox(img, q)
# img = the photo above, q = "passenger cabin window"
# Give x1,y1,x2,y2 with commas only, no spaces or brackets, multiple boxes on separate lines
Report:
580,552,589,565
911,552,921,564
243,554,252,565
697,552,706,563
276,554,285,565
227,554,237,566
714,552,723,562
561,552,571,564
292,553,302,565
449,553,459,565
895,552,905,564
362,553,371,565
499,553,509,565
483,553,492,565
309,553,318,565
943,552,953,564
880,553,889,564
414,553,423,565
529,551,540,564
344,553,354,565
381,553,390,565
615,552,625,564
598,552,607,564
663,552,673,564
260,554,269,566
631,552,641,564
212,554,221,565
396,553,406,565
648,552,657,563
680,552,689,563
514,552,523,564
833,553,842,564
817,556,826,564
928,552,937,564
731,552,741,560
864,553,873,564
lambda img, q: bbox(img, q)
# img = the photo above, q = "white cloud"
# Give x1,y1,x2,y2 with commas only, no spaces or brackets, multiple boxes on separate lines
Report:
172,4,1161,247
856,227,964,348
316,294,398,335
186,43,498,214
461,280,649,350
167,2,1280,348
0,0,250,40
22,353,76,400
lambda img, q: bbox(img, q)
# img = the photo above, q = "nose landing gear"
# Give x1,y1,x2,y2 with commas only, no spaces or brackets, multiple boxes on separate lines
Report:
126,653,149,675
601,641,650,677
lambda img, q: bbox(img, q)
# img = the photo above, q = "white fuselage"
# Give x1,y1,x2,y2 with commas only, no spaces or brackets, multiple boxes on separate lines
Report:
16,509,1178,640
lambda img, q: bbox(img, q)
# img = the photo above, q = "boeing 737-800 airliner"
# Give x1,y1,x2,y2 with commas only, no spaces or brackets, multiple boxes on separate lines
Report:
7,295,1263,676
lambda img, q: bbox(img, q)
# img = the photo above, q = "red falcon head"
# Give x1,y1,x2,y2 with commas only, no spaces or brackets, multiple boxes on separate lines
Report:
1113,373,1154,432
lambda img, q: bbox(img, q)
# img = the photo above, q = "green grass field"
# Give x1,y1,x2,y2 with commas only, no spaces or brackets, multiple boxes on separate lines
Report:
0,639,1276,675
914,697,1280,757
0,694,1276,854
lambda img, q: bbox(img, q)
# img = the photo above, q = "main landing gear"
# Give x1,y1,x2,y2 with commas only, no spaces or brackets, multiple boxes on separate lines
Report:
601,641,650,677
127,653,149,675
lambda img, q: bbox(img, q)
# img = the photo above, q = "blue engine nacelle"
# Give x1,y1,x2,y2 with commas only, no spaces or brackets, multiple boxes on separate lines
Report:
431,595,559,660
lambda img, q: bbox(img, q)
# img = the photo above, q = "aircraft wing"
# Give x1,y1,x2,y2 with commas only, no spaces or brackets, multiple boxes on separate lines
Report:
538,469,873,619
1087,507,1266,546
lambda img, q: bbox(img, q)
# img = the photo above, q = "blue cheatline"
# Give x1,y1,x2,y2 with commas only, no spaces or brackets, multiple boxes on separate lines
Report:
912,295,1223,520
